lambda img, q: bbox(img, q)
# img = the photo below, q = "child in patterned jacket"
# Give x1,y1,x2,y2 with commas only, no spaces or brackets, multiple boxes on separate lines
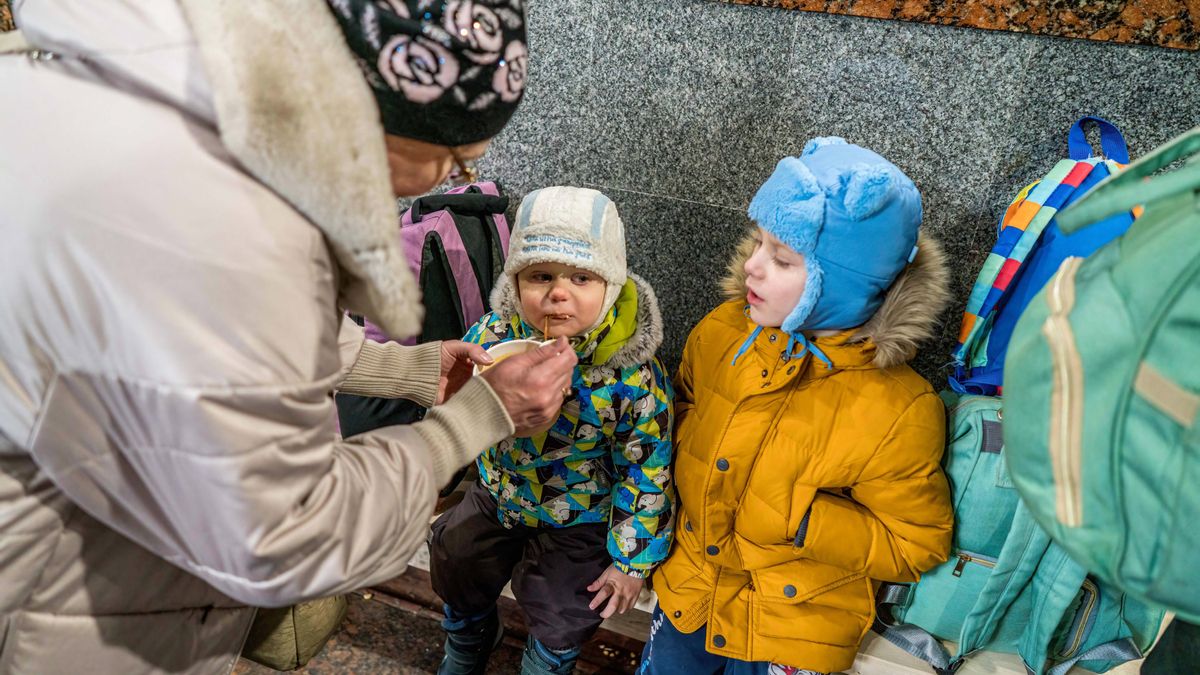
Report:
429,186,675,675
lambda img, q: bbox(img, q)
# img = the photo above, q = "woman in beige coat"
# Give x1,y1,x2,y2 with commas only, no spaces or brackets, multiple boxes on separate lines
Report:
0,1,573,673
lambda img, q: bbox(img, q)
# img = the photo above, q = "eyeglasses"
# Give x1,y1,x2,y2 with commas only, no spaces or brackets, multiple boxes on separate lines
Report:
448,148,480,185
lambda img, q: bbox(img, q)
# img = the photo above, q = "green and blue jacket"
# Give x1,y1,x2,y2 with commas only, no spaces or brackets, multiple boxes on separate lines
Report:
465,273,675,577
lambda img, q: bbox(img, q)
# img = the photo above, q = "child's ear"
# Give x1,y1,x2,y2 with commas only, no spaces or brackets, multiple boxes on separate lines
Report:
841,164,896,221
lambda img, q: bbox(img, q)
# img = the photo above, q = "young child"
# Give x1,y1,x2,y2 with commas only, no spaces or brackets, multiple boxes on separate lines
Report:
640,138,955,675
429,186,675,675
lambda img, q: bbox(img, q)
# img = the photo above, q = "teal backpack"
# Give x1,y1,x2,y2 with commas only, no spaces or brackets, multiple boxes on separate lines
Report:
874,120,1165,675
1004,126,1200,623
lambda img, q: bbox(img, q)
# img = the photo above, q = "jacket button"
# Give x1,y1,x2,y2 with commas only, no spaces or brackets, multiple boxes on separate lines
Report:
673,610,682,618
684,521,693,532
787,365,796,375
716,458,729,471
706,545,719,556
769,334,777,342
784,584,797,598
761,369,769,378
713,634,727,648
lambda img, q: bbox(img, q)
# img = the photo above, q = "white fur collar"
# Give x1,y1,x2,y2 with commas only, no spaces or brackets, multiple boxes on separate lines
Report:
179,0,422,338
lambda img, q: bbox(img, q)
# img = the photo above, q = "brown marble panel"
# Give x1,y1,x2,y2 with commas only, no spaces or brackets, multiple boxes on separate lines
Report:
719,0,1199,49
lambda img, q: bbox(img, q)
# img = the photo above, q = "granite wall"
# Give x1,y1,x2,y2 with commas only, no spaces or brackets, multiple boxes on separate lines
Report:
474,0,1199,383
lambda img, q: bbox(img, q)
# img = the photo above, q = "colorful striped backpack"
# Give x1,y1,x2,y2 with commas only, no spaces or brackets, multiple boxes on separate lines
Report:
874,119,1164,674
951,117,1138,395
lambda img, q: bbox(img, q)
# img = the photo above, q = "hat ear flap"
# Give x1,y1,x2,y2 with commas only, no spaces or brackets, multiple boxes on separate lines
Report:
748,157,826,254
842,163,895,221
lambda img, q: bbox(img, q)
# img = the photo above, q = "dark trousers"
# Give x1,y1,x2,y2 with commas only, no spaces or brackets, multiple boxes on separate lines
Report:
429,482,612,650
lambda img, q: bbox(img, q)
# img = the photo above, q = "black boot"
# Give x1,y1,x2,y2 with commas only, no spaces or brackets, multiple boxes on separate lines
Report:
437,605,502,675
520,636,580,675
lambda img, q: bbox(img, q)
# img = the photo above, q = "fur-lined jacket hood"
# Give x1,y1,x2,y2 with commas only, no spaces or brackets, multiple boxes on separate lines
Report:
487,272,666,370
15,0,424,339
719,231,951,369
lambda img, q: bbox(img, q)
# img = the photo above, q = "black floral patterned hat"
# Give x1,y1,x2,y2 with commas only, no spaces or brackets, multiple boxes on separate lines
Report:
328,0,528,146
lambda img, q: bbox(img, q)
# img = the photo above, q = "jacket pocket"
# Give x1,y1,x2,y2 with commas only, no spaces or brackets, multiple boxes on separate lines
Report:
751,560,868,644
1042,256,1085,527
653,546,713,634
786,482,818,544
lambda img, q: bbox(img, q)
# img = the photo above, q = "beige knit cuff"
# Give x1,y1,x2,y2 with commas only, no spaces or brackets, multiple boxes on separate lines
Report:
337,340,442,408
412,377,515,487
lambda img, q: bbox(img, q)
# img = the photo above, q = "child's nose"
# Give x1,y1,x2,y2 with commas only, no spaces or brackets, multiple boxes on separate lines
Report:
744,255,764,279
548,281,571,301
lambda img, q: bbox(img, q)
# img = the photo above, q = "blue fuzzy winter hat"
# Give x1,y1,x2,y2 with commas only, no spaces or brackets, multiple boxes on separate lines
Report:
748,137,922,334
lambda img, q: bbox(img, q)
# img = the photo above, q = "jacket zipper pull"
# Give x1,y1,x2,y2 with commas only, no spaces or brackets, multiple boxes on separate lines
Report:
952,554,970,577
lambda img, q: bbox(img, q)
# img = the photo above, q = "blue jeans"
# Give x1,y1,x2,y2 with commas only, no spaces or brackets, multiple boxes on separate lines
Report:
637,605,826,675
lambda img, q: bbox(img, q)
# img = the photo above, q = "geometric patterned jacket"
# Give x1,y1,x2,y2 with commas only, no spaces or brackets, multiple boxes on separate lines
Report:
464,272,675,576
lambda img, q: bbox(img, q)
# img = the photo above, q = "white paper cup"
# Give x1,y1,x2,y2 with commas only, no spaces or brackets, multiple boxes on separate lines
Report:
473,339,556,376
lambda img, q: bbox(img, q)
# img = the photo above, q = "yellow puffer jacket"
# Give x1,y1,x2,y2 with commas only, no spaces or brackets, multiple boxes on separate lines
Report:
653,234,955,673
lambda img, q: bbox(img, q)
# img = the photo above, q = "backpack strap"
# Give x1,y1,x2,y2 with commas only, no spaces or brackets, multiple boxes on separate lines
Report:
1041,638,1144,675
1016,537,1089,673
952,159,1100,385
871,615,958,673
410,190,509,222
955,501,1053,658
1068,117,1130,164
1058,126,1200,233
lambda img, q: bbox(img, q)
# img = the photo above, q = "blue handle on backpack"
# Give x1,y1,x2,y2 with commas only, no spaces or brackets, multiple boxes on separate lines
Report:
1068,117,1130,164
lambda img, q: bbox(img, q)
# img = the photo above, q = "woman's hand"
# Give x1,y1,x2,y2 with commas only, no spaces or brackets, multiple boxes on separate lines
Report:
437,341,494,404
479,337,577,436
587,565,645,619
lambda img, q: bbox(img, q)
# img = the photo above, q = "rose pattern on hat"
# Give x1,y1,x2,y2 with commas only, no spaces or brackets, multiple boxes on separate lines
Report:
377,34,460,104
444,1,504,64
493,40,528,102
330,0,529,143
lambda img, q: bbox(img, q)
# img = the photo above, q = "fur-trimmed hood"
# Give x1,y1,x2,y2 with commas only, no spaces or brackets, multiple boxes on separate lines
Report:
17,0,424,339
720,231,951,369
488,272,665,369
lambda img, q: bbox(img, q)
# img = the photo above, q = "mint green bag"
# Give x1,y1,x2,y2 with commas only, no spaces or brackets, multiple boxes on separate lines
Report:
1005,126,1200,622
876,394,1160,675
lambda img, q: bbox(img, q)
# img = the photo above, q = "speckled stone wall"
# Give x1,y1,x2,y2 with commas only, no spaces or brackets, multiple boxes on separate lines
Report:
477,0,1199,383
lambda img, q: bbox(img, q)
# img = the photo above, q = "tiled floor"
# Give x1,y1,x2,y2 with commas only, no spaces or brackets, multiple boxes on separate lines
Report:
232,593,527,675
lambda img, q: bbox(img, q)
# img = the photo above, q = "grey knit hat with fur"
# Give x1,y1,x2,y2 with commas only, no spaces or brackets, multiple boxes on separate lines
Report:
506,187,628,331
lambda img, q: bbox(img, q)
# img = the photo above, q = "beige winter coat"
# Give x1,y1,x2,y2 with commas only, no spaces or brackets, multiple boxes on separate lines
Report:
0,1,513,673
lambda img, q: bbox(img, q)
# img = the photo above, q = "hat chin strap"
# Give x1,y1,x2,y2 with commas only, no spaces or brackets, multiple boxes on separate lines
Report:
580,281,623,335
730,322,833,369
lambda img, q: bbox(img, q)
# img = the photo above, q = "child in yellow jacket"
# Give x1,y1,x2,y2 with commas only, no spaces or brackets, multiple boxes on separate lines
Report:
639,137,955,674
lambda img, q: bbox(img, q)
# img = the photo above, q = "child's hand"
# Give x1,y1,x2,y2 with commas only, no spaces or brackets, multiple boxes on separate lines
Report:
438,341,493,404
587,565,644,619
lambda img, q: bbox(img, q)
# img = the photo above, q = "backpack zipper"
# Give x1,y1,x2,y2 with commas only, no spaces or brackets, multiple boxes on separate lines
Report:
1042,257,1086,528
952,550,997,577
1058,578,1099,659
